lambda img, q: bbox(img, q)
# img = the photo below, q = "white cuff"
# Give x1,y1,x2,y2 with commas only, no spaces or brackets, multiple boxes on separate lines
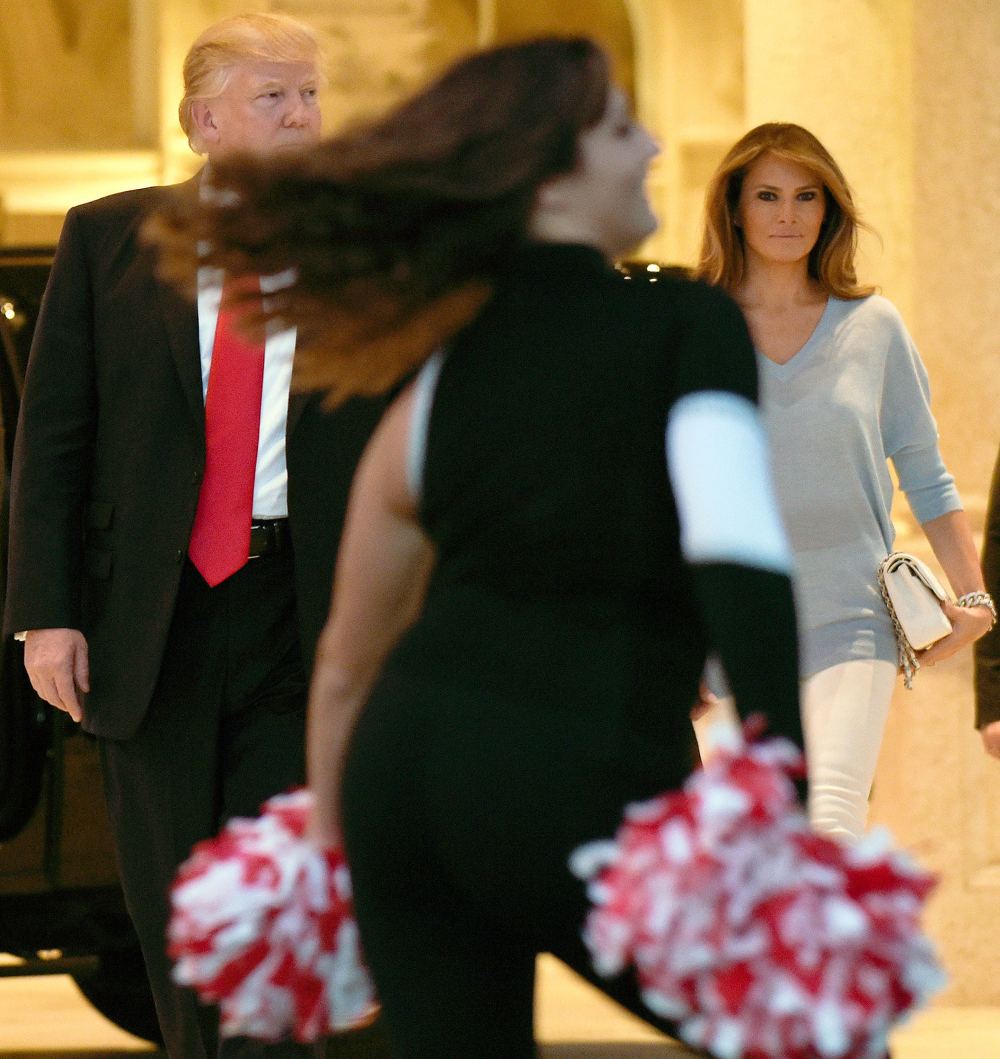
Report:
666,390,792,573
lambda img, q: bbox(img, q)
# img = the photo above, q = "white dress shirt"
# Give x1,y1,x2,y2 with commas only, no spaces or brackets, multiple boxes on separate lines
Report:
197,268,294,519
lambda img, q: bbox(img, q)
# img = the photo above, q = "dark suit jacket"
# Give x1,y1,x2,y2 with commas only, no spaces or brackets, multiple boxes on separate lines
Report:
3,182,389,739
975,444,1000,727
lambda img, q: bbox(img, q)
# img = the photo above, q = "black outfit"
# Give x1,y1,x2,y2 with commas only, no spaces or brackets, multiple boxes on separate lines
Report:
4,184,392,1058
975,443,1000,727
340,244,804,1058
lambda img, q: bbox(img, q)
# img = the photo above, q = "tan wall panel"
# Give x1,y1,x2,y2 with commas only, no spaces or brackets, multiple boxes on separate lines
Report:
743,0,915,314
909,0,1000,507
0,0,136,150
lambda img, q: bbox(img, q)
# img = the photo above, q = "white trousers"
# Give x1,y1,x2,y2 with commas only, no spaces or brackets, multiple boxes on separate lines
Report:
692,659,898,842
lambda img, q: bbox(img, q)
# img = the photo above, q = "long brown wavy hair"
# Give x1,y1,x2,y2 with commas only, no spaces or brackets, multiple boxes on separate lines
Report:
149,37,610,405
696,123,874,298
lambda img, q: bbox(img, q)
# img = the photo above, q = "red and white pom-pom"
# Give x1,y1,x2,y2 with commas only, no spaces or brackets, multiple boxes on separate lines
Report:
169,788,377,1042
570,719,945,1059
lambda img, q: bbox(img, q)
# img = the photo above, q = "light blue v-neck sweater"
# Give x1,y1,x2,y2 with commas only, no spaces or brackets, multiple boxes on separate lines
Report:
757,294,961,678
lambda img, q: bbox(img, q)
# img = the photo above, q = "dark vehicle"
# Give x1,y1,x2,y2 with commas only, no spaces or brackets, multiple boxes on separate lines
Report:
0,248,161,1044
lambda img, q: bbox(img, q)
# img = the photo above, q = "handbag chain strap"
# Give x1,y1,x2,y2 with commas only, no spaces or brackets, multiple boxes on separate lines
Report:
876,562,919,690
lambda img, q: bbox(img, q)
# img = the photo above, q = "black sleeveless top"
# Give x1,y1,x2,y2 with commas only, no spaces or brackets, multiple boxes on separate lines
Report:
380,242,760,780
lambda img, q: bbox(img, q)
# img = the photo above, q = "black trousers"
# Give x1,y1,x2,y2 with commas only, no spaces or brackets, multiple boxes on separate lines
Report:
341,677,891,1059
100,553,391,1059
339,674,708,1059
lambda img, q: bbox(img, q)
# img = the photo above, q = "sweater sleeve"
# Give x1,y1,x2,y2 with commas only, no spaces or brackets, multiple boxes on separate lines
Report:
879,301,962,524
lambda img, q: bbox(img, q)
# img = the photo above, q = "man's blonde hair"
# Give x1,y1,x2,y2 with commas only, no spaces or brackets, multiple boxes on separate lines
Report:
179,12,324,153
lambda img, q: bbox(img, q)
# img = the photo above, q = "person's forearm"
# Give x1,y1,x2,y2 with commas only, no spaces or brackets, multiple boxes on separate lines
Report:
305,518,434,846
305,636,377,846
688,563,803,751
916,508,993,669
921,509,985,597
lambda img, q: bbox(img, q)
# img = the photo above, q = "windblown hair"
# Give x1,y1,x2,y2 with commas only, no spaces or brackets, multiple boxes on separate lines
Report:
696,122,874,298
179,13,325,154
151,36,611,405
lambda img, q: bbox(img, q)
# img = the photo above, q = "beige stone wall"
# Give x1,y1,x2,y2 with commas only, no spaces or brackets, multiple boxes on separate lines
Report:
909,0,1000,509
870,0,1000,1006
0,0,135,150
743,0,916,313
627,0,744,266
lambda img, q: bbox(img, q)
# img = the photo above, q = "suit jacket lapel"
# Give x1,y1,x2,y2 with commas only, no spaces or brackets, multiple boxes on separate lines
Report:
152,176,205,434
287,389,308,438
157,279,204,433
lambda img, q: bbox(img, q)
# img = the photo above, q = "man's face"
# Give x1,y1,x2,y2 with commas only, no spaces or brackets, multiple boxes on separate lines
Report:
197,60,321,157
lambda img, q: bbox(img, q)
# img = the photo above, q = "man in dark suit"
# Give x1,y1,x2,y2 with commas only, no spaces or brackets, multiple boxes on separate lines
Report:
4,13,391,1058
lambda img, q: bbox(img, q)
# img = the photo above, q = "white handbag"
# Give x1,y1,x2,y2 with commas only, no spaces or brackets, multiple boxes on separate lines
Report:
876,552,952,689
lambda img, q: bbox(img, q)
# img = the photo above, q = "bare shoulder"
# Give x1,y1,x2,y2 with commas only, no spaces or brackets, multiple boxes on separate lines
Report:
356,378,420,518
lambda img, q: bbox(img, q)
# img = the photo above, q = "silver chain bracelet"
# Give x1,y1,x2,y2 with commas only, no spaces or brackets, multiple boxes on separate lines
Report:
955,591,997,628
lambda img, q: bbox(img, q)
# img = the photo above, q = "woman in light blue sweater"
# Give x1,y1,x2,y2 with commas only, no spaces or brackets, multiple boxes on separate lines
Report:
692,123,994,841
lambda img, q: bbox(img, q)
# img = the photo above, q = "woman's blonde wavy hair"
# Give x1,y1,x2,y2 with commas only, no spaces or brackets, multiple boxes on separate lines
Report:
696,123,874,298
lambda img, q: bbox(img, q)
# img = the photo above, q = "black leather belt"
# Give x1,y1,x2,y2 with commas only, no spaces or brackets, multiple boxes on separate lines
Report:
248,518,291,559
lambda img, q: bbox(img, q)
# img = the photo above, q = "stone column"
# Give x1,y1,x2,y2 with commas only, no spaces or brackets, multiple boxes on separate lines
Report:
908,0,1000,501
626,0,745,265
870,0,1000,1007
743,0,915,313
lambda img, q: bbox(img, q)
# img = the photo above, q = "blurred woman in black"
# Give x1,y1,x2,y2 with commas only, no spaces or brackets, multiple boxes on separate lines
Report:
154,37,804,1058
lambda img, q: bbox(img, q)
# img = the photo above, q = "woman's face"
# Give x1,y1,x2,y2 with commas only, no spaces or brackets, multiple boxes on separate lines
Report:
736,152,827,270
536,87,660,257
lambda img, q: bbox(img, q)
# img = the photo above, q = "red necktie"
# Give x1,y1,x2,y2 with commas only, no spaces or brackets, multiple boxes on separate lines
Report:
188,278,266,586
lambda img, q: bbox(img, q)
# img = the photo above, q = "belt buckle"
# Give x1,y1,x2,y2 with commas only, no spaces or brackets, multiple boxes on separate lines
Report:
248,520,270,560
249,519,285,560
